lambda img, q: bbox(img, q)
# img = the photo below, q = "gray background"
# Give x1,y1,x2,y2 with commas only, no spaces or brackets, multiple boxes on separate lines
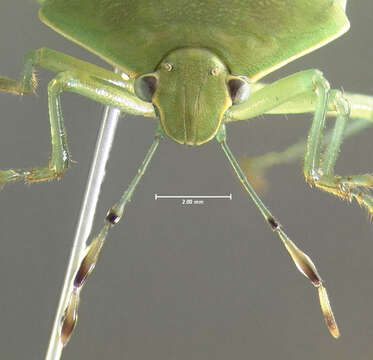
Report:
1,1,373,359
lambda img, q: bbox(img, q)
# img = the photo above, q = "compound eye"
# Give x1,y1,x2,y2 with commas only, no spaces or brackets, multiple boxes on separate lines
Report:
134,73,158,102
227,76,250,105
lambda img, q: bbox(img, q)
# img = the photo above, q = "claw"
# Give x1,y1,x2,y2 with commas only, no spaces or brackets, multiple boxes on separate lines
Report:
351,188,373,220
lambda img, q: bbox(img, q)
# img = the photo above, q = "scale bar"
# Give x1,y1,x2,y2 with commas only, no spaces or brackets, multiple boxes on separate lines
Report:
155,194,232,200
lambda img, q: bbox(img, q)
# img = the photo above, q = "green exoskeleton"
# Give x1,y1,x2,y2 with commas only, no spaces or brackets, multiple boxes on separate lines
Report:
1,0,373,349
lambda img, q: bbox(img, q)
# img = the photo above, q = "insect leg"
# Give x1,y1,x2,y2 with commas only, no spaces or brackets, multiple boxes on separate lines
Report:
238,117,371,192
302,74,373,217
236,90,373,191
31,69,153,183
0,67,72,184
0,48,155,186
0,47,135,95
216,124,339,338
227,69,320,122
227,70,373,216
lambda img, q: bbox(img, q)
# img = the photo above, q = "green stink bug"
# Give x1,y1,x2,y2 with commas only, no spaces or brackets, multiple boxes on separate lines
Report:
1,1,373,359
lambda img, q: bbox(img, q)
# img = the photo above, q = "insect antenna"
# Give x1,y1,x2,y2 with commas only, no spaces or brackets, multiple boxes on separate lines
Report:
45,103,121,360
57,124,163,349
216,124,340,338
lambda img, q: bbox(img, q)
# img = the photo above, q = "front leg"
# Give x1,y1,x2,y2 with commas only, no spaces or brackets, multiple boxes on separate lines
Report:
0,48,155,186
302,73,373,216
0,71,72,184
227,69,373,217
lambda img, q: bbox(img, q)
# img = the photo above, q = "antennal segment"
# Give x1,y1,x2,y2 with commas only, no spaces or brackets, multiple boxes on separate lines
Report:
216,124,339,338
